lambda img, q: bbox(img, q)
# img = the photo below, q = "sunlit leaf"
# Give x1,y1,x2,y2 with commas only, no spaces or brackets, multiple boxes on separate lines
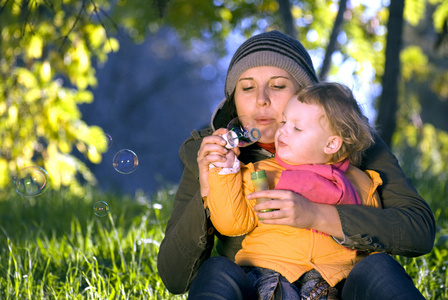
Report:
0,159,9,187
219,8,233,21
17,68,38,89
26,35,44,59
400,46,428,81
433,1,448,32
40,61,52,82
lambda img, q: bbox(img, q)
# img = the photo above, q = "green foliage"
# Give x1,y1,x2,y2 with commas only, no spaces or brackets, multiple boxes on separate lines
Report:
0,0,295,193
1,0,447,196
404,0,427,26
394,120,448,180
0,0,118,194
404,0,448,34
341,4,387,78
400,46,429,81
431,0,448,32
113,0,283,52
293,0,341,50
393,44,448,179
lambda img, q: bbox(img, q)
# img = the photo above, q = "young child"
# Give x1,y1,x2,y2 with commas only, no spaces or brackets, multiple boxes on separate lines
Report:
207,82,383,299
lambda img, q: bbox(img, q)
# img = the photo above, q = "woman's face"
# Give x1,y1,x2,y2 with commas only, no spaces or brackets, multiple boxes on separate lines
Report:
234,66,300,143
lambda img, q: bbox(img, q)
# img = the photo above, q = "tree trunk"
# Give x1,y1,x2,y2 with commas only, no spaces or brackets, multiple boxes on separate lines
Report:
277,0,296,37
319,0,347,80
376,0,405,147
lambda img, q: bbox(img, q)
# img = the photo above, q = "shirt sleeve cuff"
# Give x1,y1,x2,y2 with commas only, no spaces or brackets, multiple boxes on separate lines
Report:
332,235,347,245
209,157,241,174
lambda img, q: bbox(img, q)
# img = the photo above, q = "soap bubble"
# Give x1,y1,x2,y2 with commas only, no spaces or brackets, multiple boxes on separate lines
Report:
96,133,113,151
93,201,109,217
113,149,138,174
14,166,50,197
223,116,261,148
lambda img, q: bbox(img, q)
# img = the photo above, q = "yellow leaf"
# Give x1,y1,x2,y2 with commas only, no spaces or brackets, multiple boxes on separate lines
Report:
59,140,72,154
27,35,43,59
75,44,91,73
0,158,9,187
400,46,428,81
87,146,102,164
24,88,41,103
219,8,232,22
0,101,6,116
7,105,18,125
268,1,279,11
291,6,303,19
76,142,87,154
86,24,106,48
104,38,120,53
40,61,52,82
76,90,94,103
17,68,38,88
433,2,448,32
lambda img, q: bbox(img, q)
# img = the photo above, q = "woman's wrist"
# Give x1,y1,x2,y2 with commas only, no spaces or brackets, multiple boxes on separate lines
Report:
311,203,344,239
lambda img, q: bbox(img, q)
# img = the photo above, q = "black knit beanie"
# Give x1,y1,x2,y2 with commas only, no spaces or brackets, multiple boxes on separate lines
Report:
224,30,319,99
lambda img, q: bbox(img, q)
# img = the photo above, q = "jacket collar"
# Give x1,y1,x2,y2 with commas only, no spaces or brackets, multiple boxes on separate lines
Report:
211,98,227,132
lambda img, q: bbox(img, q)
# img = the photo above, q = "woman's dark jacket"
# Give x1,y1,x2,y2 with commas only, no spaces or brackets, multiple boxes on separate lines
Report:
157,106,435,295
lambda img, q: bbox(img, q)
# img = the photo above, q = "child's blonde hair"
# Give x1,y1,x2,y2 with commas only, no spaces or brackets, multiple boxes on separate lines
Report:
296,82,375,166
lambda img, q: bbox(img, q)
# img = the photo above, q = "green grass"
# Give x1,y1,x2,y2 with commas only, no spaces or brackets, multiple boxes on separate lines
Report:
0,186,186,299
394,173,448,299
0,174,447,299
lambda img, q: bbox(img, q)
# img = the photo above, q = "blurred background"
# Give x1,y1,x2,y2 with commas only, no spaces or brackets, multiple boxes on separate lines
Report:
1,0,447,197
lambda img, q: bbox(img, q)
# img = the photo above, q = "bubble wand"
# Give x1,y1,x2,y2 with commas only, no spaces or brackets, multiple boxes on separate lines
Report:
221,116,261,149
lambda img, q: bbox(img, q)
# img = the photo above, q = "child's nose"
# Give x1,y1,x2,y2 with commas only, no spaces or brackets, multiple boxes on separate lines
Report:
279,124,288,136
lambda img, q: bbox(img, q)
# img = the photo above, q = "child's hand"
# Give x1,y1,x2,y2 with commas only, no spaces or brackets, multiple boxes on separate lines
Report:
197,128,240,197
212,148,236,168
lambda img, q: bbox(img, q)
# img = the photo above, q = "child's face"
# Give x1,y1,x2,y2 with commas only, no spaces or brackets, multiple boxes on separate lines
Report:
275,98,337,165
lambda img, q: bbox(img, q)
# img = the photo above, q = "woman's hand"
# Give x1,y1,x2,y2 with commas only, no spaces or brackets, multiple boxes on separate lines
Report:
248,190,344,239
197,128,240,197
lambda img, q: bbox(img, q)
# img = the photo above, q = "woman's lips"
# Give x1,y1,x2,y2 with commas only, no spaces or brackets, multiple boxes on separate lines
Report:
254,117,275,125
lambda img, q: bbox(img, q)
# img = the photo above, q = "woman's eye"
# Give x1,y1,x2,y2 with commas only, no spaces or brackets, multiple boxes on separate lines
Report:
294,127,301,132
242,86,254,91
272,85,286,89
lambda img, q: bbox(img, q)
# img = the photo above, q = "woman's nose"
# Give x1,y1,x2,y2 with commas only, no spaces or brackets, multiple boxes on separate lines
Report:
256,87,270,107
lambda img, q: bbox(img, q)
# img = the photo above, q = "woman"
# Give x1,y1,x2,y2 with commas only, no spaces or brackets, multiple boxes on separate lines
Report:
157,30,435,299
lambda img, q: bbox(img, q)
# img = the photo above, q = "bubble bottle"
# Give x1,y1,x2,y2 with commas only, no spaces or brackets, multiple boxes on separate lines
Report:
251,170,274,212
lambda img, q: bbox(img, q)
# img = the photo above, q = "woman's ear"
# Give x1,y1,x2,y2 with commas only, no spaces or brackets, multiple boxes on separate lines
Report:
324,136,342,155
